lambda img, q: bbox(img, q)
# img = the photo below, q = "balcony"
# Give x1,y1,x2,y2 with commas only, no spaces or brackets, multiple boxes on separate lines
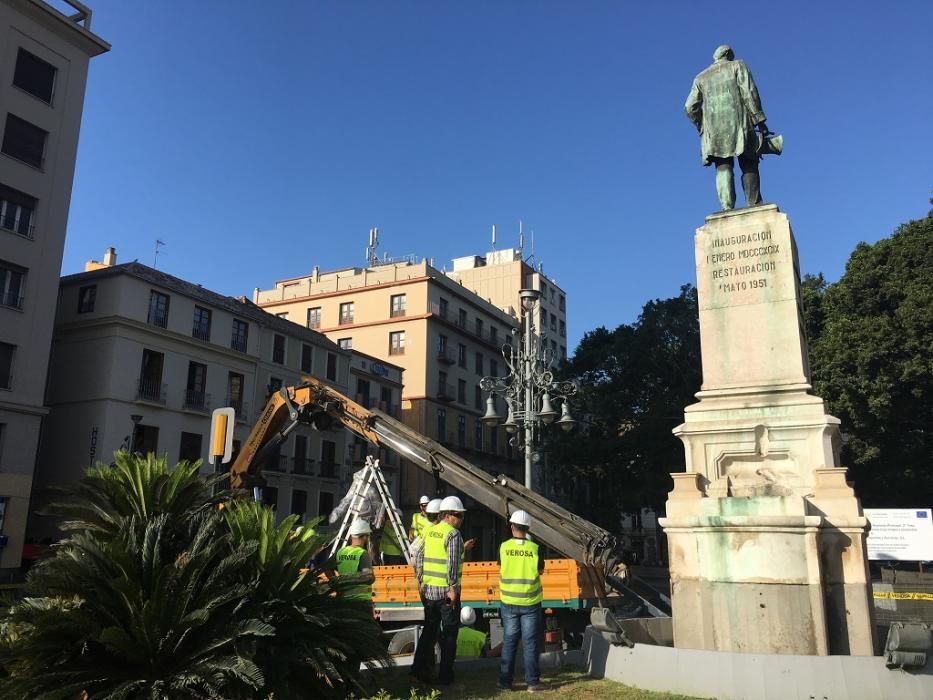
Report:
0,290,24,309
226,397,249,423
183,390,211,413
436,348,454,364
437,383,454,402
292,457,314,475
136,379,166,404
192,323,211,341
148,311,168,329
230,336,247,353
355,393,372,409
319,461,338,479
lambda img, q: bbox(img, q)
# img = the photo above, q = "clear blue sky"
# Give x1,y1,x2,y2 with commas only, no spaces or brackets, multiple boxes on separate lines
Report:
64,0,933,351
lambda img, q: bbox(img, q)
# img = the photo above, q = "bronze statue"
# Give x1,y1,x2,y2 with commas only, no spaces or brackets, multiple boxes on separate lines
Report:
685,45,782,211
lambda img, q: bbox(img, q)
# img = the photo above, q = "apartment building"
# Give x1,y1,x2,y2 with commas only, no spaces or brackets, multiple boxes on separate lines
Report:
254,259,524,555
29,253,357,542
447,247,569,362
0,0,108,571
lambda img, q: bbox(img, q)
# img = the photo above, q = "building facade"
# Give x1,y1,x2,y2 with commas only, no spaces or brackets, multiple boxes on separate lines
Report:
447,247,569,363
0,0,108,571
30,254,360,541
254,259,525,558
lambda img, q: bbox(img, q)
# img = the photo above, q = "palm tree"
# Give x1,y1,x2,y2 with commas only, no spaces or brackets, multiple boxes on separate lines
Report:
0,453,390,699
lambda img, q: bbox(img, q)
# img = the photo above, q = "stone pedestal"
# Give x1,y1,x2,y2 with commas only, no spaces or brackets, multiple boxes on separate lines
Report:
660,204,876,656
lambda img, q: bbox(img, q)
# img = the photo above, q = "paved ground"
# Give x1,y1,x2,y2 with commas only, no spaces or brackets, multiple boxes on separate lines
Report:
366,662,705,699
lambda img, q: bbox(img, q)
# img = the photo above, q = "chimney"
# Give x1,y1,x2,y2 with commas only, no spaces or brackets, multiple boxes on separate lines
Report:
84,246,118,272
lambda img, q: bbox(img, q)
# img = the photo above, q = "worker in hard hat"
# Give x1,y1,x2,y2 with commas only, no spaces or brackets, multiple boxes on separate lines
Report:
409,498,442,557
334,518,375,604
456,606,487,658
409,495,431,540
379,508,406,565
497,510,545,692
410,495,467,686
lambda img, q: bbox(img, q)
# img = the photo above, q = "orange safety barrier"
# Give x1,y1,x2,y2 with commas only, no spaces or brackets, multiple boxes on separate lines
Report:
372,558,597,607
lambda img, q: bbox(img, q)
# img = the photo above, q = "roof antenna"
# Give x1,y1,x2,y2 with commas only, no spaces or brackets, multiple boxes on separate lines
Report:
154,239,166,268
519,220,524,252
365,227,379,266
491,224,497,250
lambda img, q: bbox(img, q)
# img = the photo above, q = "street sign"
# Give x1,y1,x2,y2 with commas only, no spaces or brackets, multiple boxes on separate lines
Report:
864,508,933,561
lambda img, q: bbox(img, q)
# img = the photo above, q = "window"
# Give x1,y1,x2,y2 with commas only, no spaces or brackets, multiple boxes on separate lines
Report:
490,359,498,378
390,294,406,318
293,435,310,474
2,114,47,168
227,372,244,413
185,362,208,411
475,385,483,411
475,352,483,375
77,284,96,313
318,491,334,517
457,379,466,404
551,340,558,354
436,408,447,442
339,301,354,325
290,489,308,517
137,349,164,402
458,309,467,328
306,307,321,329
147,290,169,328
357,378,371,408
0,424,4,461
0,183,36,237
490,326,498,344
550,287,556,302
550,312,557,332
457,343,467,368
276,311,288,320
438,371,449,398
261,487,279,509
0,260,25,309
540,282,549,299
559,294,566,311
326,352,337,381
389,330,405,355
474,419,484,450
560,345,567,360
131,424,159,454
0,342,14,389
268,377,283,394
337,337,352,350
320,440,337,477
179,432,202,462
300,343,313,373
13,49,56,104
559,319,566,337
475,318,484,338
437,334,449,359
439,297,448,318
539,308,547,331
192,306,211,341
231,319,248,352
457,415,466,447
272,333,286,364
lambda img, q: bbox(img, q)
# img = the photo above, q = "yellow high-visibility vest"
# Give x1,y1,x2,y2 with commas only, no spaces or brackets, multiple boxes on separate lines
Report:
456,626,486,657
380,526,402,556
422,521,461,587
411,512,429,537
498,538,543,606
336,545,371,601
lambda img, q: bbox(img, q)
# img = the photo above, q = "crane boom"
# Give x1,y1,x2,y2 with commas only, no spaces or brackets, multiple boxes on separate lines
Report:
230,377,627,582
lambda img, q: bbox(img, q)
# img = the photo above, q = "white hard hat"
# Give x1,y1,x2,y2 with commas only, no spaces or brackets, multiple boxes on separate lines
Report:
509,510,532,528
460,606,477,626
419,495,430,505
426,498,443,515
439,496,466,513
348,519,371,536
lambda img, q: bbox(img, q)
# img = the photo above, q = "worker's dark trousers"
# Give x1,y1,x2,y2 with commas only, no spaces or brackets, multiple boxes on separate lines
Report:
412,598,460,683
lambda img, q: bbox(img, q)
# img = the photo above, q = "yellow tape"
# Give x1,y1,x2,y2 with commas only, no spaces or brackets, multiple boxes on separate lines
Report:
873,591,933,602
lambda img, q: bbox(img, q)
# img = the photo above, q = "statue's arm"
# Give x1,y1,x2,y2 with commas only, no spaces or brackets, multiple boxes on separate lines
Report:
684,79,703,132
735,61,766,125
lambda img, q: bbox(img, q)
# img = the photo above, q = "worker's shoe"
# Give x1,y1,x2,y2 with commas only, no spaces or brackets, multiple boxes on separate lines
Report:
497,683,512,692
526,685,542,693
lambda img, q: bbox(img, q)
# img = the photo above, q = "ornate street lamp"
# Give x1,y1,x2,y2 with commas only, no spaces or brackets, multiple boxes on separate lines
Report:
480,288,577,490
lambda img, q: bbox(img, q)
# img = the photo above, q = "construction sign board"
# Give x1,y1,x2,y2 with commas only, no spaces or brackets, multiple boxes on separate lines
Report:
864,508,933,561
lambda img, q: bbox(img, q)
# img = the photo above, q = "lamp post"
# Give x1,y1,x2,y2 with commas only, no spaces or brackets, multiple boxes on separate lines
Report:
480,288,577,491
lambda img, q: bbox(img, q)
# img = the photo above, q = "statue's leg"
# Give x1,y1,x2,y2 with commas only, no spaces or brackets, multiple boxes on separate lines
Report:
713,158,735,210
739,154,761,206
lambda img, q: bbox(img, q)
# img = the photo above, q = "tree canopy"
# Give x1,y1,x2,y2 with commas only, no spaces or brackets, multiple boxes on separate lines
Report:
807,207,933,507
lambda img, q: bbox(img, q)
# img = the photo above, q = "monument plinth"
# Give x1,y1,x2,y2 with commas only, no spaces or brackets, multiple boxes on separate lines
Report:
661,204,876,656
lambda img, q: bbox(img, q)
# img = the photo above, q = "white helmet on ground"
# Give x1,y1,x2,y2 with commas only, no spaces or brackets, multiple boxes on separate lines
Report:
439,496,466,513
509,510,532,528
460,606,477,626
348,519,371,536
419,495,430,505
426,498,443,515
